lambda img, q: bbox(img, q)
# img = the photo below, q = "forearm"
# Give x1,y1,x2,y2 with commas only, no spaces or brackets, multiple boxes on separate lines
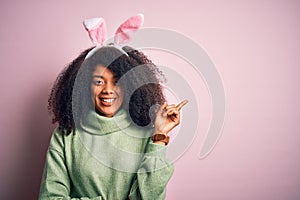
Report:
128,141,174,200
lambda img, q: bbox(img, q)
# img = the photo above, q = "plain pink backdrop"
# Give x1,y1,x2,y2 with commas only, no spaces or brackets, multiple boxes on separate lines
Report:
1,0,300,199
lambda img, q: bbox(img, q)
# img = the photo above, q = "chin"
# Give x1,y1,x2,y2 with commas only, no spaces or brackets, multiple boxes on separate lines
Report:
95,107,117,117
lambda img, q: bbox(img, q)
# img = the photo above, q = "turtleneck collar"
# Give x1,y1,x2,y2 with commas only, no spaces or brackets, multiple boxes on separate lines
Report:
78,109,132,135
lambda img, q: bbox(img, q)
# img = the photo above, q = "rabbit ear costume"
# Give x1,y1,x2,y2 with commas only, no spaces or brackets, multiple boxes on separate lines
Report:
83,14,144,59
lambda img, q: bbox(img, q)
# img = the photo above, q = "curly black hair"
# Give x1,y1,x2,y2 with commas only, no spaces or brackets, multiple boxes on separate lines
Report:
48,45,166,135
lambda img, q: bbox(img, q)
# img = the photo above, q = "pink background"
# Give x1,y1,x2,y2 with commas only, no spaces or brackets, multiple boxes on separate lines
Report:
1,0,300,199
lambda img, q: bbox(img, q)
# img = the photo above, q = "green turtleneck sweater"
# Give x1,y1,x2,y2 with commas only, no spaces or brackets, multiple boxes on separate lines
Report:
39,109,174,200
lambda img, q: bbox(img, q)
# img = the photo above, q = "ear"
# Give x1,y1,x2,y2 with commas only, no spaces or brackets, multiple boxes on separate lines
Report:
83,18,107,45
114,14,144,45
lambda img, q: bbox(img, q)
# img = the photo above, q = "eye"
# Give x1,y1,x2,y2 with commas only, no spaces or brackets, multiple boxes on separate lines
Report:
93,80,104,86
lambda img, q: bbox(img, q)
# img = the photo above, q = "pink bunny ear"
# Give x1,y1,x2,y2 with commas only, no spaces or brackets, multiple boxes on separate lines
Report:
83,18,107,45
114,14,144,45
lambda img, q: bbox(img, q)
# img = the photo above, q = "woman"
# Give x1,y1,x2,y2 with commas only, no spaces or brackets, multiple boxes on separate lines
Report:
39,16,187,200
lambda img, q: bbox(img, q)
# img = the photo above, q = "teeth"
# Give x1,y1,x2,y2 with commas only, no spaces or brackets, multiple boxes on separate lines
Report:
102,98,114,103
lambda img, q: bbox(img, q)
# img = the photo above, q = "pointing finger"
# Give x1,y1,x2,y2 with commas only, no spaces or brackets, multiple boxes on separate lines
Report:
176,99,188,111
165,104,176,110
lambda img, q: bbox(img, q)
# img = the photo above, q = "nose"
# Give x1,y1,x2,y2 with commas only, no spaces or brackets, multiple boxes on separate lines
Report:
101,82,114,94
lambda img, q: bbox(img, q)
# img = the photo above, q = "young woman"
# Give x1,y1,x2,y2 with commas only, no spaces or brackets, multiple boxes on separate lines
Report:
39,15,187,200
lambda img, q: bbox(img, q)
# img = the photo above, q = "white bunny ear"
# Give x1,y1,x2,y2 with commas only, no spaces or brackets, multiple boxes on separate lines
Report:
114,14,144,45
83,18,107,45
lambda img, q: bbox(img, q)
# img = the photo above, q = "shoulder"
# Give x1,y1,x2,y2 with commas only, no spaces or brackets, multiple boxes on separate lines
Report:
122,122,153,137
48,127,73,151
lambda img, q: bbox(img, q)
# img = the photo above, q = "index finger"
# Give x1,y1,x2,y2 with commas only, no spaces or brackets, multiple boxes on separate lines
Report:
176,99,189,111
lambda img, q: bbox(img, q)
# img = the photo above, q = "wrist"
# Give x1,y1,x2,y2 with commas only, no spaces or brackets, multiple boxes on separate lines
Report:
154,129,167,136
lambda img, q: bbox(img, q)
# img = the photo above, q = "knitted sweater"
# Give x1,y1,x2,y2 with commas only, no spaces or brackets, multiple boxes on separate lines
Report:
39,109,174,200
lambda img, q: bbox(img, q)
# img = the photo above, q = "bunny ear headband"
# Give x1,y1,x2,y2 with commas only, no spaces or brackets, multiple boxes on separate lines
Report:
83,14,144,59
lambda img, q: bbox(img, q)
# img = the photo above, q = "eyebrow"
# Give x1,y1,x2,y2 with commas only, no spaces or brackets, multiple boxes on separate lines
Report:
92,75,104,78
92,75,119,79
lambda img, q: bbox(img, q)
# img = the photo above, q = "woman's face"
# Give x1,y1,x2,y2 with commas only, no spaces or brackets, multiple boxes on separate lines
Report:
90,65,124,117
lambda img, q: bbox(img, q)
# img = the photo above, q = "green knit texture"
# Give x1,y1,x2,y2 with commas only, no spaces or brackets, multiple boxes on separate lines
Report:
39,109,174,200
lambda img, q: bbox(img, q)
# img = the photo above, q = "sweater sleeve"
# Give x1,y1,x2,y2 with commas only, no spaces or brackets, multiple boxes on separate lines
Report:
39,129,102,200
128,140,174,200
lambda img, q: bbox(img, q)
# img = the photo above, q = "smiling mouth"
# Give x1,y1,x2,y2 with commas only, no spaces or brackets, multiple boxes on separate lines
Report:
101,98,115,103
99,98,116,106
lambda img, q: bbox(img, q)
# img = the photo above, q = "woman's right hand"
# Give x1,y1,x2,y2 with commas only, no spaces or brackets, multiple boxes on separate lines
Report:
153,99,188,137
